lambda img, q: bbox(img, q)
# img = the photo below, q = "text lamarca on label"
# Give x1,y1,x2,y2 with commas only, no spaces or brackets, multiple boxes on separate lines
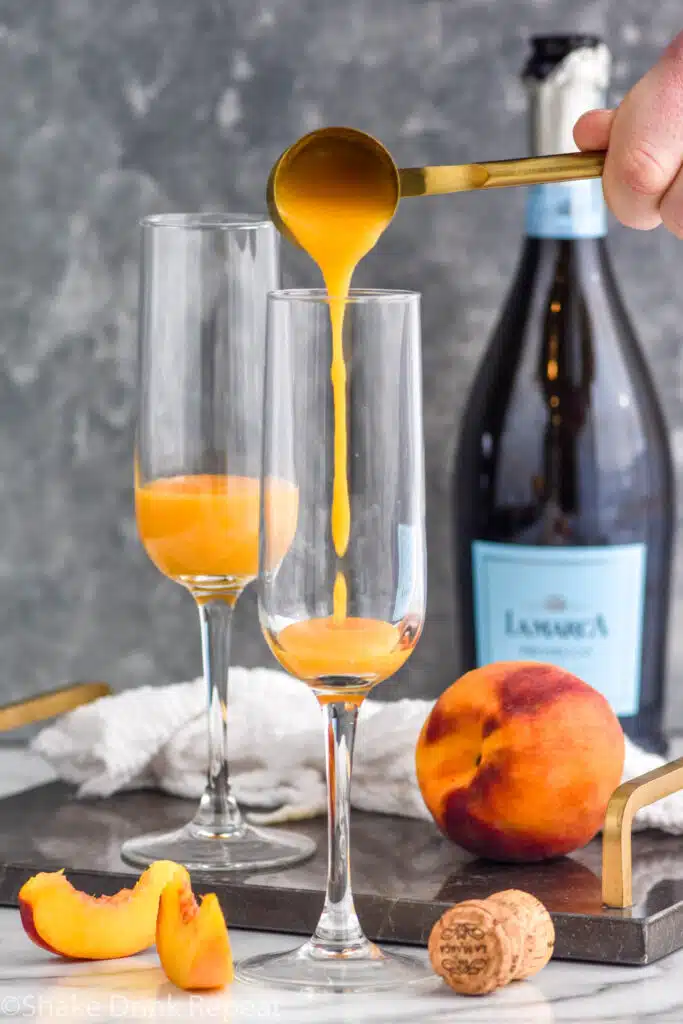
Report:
504,611,609,641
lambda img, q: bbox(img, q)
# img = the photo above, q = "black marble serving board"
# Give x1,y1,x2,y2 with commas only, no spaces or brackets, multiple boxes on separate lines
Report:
1,782,683,965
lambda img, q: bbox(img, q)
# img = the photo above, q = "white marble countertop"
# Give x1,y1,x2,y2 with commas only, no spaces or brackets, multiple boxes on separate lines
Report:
2,748,683,1023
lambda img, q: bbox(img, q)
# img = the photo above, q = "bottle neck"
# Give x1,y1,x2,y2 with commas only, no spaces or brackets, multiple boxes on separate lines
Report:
525,179,607,240
524,54,609,242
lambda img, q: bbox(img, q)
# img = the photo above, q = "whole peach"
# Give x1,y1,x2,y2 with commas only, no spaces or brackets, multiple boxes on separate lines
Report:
416,661,624,862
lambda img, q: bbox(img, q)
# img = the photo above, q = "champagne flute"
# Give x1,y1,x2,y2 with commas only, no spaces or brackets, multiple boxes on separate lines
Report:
121,214,315,872
238,288,430,989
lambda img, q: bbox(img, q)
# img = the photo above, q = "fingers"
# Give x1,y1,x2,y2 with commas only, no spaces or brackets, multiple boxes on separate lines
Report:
573,109,615,152
660,168,683,238
597,31,683,230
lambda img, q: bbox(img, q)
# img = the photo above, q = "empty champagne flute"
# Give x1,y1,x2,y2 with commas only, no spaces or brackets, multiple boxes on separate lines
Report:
238,288,430,990
121,214,315,872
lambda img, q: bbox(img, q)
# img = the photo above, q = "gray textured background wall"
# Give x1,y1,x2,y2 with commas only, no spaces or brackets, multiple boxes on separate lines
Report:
2,1,683,726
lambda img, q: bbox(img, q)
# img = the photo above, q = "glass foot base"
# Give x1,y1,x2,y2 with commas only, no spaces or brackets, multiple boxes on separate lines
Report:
237,938,435,992
120,820,316,874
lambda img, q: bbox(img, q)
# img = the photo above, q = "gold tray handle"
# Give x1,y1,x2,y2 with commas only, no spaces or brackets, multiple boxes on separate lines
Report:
602,755,683,908
0,682,111,732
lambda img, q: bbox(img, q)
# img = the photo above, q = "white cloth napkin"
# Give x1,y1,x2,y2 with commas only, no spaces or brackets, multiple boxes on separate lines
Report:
31,668,681,833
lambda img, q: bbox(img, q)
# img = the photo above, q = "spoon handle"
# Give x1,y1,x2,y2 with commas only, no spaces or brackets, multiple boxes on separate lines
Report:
400,151,606,197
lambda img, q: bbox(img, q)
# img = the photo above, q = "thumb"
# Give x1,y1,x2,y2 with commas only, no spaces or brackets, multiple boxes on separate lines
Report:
574,108,616,152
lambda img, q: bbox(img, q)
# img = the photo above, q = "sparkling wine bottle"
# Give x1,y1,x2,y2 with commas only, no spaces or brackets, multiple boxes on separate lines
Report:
454,35,674,750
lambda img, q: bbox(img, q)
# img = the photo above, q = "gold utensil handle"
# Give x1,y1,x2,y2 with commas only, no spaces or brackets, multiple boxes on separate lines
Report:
602,755,683,908
400,151,606,197
0,682,111,732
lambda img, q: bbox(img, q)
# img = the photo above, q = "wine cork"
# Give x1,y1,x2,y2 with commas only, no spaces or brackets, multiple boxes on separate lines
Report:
486,890,555,979
428,889,555,996
427,899,515,995
482,896,526,980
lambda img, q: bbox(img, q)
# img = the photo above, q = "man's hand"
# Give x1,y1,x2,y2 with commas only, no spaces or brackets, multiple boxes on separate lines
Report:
574,31,683,236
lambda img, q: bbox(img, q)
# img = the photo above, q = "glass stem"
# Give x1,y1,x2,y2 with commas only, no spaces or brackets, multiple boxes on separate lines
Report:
312,697,369,954
192,597,244,836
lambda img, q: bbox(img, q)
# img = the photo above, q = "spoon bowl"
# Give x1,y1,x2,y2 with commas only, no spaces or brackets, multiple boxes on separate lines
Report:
267,127,401,248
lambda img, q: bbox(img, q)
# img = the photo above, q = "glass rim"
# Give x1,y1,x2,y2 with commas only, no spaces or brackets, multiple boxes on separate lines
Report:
140,212,273,231
268,287,420,305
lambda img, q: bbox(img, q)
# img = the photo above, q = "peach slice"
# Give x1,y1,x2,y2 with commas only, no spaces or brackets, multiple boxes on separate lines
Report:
19,860,189,960
156,875,233,990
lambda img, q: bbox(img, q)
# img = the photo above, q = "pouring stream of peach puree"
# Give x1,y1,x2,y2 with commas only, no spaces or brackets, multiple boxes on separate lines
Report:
272,135,413,685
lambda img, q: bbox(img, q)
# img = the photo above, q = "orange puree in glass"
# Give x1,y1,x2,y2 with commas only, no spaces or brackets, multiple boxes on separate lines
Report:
270,616,411,685
136,474,298,583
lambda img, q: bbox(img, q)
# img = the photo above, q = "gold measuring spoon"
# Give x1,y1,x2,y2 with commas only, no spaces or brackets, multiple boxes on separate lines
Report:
268,126,605,240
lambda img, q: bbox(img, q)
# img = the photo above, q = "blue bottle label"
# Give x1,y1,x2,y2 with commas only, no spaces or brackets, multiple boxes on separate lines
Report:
471,541,646,716
526,179,607,239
